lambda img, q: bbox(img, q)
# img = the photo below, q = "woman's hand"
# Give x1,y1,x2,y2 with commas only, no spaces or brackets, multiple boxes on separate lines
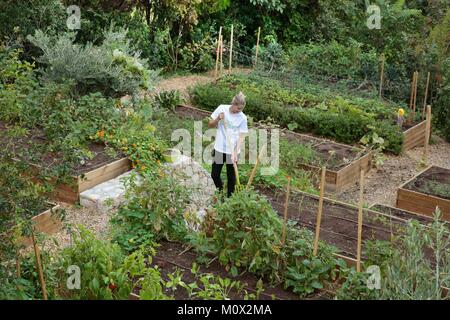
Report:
208,112,225,128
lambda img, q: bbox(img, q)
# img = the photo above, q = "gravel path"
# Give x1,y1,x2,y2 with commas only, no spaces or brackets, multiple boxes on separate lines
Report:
337,135,450,207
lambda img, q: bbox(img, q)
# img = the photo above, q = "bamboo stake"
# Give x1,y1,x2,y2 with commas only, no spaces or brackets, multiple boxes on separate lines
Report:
16,252,21,278
31,231,47,300
412,71,419,119
379,54,385,98
254,27,261,68
422,72,431,121
219,34,223,74
228,24,234,74
356,169,365,272
423,105,432,164
281,176,291,247
214,27,222,78
246,144,266,189
409,72,416,110
313,166,327,256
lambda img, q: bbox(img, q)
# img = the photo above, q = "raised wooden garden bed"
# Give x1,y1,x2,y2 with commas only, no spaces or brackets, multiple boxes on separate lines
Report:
22,204,63,247
285,131,372,193
396,166,450,222
0,121,131,204
175,104,372,193
130,241,334,300
37,157,131,204
260,188,412,262
401,120,428,152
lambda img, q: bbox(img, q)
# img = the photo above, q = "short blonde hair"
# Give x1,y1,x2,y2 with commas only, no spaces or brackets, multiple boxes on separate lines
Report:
231,91,246,108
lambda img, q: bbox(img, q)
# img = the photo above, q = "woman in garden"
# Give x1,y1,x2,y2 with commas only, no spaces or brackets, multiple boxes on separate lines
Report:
208,92,248,197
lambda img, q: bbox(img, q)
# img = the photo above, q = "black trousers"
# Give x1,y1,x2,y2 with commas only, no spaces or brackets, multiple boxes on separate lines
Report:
211,150,236,197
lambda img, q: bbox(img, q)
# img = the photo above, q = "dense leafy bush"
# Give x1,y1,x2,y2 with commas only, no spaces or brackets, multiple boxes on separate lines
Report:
27,27,157,97
55,226,166,300
190,74,404,154
0,0,65,47
112,172,191,252
199,188,341,296
434,57,450,142
287,40,379,83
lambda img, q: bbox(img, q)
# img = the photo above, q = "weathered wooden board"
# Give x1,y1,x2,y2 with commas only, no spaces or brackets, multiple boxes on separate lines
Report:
22,204,62,246
396,188,450,222
402,120,427,152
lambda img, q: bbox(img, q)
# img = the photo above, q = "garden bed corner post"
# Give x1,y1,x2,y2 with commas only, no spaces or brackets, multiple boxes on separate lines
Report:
423,105,432,164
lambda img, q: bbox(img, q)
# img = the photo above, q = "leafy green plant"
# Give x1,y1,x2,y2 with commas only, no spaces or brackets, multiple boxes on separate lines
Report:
194,188,341,297
55,226,133,300
421,181,450,199
27,26,158,97
122,246,167,300
155,90,182,112
111,172,191,252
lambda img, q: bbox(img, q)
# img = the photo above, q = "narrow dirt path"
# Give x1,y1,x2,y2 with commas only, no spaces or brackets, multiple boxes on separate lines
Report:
155,73,215,100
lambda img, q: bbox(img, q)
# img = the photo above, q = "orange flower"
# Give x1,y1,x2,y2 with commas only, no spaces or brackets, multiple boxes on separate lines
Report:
96,130,105,139
132,143,137,148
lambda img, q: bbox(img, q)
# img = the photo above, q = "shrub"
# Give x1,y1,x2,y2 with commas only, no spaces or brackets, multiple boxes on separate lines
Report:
55,226,166,300
154,90,182,112
206,188,341,296
287,40,378,82
111,172,191,252
55,226,132,299
27,27,158,97
434,57,450,142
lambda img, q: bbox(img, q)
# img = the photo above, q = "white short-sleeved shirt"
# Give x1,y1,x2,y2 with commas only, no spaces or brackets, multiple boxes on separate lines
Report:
211,104,248,155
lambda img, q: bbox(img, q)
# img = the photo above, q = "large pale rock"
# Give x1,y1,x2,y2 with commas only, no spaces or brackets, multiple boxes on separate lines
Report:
79,153,215,231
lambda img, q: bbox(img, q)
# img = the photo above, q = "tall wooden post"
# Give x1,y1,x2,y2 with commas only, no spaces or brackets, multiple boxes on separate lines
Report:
219,34,223,74
409,72,416,110
313,167,327,256
422,72,431,121
423,105,432,164
214,27,222,78
254,27,261,68
228,24,234,74
281,176,291,247
356,169,365,272
412,71,419,119
379,54,385,98
31,232,48,300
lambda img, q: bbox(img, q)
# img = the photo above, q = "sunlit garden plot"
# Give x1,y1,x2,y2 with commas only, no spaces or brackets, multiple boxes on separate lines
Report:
1,0,449,303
